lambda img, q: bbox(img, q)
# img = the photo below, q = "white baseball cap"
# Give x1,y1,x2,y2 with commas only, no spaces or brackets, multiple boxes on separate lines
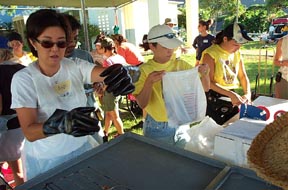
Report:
147,24,183,49
223,22,253,44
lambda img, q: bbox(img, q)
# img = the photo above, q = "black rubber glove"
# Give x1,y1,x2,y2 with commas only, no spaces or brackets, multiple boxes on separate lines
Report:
43,107,100,137
100,64,136,96
125,66,141,83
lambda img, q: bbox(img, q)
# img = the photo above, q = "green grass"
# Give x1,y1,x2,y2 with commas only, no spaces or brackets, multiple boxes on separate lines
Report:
106,41,278,138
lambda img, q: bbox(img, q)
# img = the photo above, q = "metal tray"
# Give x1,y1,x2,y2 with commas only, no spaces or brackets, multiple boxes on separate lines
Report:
210,166,282,190
16,132,226,190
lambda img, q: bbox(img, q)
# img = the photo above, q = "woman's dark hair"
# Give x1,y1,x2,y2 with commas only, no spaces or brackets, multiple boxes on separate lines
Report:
199,19,213,30
139,34,152,51
111,34,127,45
100,37,116,53
94,33,105,44
214,30,233,45
26,9,71,57
62,13,81,31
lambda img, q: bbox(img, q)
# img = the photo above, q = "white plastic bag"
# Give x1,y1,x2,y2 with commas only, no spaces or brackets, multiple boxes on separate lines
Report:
162,68,207,127
184,116,224,157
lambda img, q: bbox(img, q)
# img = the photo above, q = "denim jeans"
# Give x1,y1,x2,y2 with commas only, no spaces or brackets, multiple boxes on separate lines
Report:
144,114,190,148
143,114,176,146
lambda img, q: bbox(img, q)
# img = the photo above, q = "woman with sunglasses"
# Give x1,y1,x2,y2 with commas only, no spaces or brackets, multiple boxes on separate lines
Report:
200,22,253,125
10,9,134,181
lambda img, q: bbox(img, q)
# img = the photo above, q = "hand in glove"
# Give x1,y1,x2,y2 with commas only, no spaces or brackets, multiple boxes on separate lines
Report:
100,64,136,96
43,107,100,137
125,66,141,83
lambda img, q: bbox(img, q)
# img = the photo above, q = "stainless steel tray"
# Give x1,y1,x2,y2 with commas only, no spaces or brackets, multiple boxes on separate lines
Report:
16,132,282,190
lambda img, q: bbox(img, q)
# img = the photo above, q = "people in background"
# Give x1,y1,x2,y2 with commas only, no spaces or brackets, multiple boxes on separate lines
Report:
63,13,94,63
10,9,134,180
63,13,105,144
96,37,127,139
200,22,253,125
90,33,105,66
0,48,25,187
164,18,177,31
7,31,36,66
133,24,210,146
273,34,288,99
111,34,144,66
163,17,187,59
193,19,215,66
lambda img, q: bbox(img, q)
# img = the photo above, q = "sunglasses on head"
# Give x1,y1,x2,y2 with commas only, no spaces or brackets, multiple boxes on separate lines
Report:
148,33,176,41
34,39,67,48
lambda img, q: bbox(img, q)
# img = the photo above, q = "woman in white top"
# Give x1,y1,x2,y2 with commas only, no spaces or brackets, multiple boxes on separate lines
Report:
274,34,288,99
10,9,134,180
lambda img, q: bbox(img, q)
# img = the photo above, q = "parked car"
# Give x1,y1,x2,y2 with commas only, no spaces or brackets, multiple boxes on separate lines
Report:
268,17,288,40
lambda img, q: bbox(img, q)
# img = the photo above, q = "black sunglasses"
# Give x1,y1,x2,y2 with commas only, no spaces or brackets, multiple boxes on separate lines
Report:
148,33,176,41
34,39,67,49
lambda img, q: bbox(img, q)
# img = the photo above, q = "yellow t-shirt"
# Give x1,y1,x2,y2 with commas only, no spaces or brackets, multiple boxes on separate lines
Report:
133,58,193,122
200,44,241,89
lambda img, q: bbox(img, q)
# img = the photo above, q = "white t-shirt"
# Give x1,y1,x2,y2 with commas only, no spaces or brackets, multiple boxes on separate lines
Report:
103,54,127,67
11,57,97,178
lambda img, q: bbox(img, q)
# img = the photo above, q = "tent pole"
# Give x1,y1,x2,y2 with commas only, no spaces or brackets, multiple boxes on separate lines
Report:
80,0,90,51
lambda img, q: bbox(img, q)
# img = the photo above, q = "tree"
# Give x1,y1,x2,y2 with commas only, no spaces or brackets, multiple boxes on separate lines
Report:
199,0,245,33
266,0,288,11
0,5,17,16
238,5,269,33
78,23,101,50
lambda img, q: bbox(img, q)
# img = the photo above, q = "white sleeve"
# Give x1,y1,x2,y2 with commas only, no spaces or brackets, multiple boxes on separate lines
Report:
11,69,38,109
74,57,95,84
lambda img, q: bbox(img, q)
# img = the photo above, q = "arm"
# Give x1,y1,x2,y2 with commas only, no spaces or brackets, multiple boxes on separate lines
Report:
198,64,210,92
238,59,251,102
202,53,243,106
16,107,100,142
90,65,106,83
16,107,46,142
192,36,198,49
136,71,165,109
274,38,288,67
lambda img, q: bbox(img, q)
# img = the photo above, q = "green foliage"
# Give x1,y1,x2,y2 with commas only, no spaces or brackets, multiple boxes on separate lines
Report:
266,0,288,11
0,5,17,16
78,23,101,50
178,6,186,29
238,5,269,33
200,0,240,19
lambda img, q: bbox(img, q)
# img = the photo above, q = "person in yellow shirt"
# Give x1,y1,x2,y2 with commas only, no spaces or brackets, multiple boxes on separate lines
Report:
200,22,253,125
7,32,36,66
133,24,210,146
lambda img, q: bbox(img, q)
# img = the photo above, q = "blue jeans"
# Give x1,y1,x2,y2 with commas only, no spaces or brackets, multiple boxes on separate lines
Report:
144,114,188,148
144,114,176,146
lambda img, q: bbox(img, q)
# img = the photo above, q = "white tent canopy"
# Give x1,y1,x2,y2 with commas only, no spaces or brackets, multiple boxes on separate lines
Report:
0,0,137,50
0,0,136,8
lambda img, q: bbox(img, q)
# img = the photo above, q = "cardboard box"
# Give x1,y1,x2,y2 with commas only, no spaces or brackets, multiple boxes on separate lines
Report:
214,96,288,167
214,119,265,167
